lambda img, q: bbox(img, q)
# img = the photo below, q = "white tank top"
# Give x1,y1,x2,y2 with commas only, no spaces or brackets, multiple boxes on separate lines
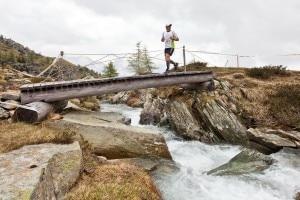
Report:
162,31,178,48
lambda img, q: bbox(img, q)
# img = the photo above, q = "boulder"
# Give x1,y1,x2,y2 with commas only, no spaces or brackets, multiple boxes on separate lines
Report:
0,142,82,200
47,111,172,160
207,148,273,176
194,98,248,145
140,93,167,125
247,128,297,153
165,100,215,143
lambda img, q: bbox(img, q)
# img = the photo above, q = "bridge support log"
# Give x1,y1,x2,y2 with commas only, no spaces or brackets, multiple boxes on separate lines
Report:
180,80,215,91
12,101,67,123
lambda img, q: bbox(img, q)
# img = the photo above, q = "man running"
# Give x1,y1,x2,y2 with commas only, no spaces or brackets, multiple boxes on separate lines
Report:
161,23,179,73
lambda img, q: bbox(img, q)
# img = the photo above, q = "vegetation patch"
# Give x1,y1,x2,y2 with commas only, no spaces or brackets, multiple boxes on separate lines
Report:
268,84,300,128
245,65,290,80
0,121,75,153
65,162,162,200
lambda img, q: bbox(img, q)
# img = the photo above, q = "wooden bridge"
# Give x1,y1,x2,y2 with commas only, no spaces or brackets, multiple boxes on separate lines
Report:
20,71,214,104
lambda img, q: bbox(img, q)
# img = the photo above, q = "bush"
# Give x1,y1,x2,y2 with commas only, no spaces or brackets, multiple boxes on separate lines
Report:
268,84,300,128
185,61,208,71
245,65,289,79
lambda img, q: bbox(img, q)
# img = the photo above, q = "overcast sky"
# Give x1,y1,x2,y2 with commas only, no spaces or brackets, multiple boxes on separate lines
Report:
1,0,300,74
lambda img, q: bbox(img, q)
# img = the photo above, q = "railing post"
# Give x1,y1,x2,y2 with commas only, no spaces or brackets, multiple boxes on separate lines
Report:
237,54,240,68
183,45,186,72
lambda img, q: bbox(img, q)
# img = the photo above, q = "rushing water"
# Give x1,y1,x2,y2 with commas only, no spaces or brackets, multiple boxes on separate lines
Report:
100,103,300,200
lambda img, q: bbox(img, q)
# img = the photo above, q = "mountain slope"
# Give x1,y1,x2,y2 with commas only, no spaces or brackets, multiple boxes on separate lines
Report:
0,35,100,80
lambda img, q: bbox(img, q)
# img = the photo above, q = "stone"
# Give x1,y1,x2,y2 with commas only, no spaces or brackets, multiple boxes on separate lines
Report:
207,148,273,176
0,107,9,119
165,100,215,143
0,91,20,101
245,141,275,155
140,94,166,125
194,98,248,145
247,128,297,150
46,111,172,160
0,100,20,110
0,141,82,200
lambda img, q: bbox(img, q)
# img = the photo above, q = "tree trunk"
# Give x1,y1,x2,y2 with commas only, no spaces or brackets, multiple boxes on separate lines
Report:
12,101,67,123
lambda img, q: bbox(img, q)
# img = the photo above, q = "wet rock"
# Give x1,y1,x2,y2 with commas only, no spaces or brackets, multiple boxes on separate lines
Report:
194,98,248,145
246,141,275,155
0,142,82,200
140,93,167,125
247,128,297,153
207,148,273,176
165,100,215,143
123,117,131,125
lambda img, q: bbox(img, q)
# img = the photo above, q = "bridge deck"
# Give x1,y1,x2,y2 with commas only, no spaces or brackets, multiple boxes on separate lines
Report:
20,71,214,104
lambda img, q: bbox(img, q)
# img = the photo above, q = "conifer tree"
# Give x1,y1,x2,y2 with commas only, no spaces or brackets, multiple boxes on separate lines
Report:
141,47,156,73
102,61,118,77
127,42,155,75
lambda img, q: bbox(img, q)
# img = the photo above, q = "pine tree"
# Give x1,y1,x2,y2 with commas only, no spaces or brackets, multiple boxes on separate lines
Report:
127,42,146,75
141,47,156,73
102,61,118,77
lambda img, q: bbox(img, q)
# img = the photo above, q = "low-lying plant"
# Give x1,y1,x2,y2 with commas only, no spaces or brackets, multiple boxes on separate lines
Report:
268,84,300,128
0,121,76,153
245,65,290,79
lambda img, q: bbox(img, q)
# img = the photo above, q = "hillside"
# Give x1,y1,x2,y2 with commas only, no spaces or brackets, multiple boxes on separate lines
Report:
0,35,100,80
173,62,300,130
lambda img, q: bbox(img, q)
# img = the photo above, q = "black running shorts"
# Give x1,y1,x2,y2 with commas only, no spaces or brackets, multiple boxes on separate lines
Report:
165,48,174,56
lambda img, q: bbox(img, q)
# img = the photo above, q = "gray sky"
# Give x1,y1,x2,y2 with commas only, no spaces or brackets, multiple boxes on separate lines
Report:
1,0,300,74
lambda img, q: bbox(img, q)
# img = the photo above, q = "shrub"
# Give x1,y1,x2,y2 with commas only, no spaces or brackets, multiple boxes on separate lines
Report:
232,73,245,79
268,84,300,128
185,61,208,71
245,65,289,79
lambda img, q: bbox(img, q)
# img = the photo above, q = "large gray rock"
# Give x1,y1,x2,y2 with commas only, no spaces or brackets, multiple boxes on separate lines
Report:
47,111,172,160
194,98,248,145
207,148,273,176
165,100,216,143
246,128,298,154
0,142,82,200
140,92,167,125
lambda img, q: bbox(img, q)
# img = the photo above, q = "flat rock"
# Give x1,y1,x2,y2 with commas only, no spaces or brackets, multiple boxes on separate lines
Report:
47,110,172,160
247,128,297,150
0,141,82,200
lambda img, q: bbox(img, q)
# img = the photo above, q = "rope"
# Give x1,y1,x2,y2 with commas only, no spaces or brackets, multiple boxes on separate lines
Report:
59,47,300,72
37,54,61,77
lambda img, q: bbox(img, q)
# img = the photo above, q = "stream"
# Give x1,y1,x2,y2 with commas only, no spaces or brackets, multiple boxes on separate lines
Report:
100,103,300,200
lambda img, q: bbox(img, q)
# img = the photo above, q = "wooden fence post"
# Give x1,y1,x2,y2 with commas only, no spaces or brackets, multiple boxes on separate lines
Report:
183,45,186,72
